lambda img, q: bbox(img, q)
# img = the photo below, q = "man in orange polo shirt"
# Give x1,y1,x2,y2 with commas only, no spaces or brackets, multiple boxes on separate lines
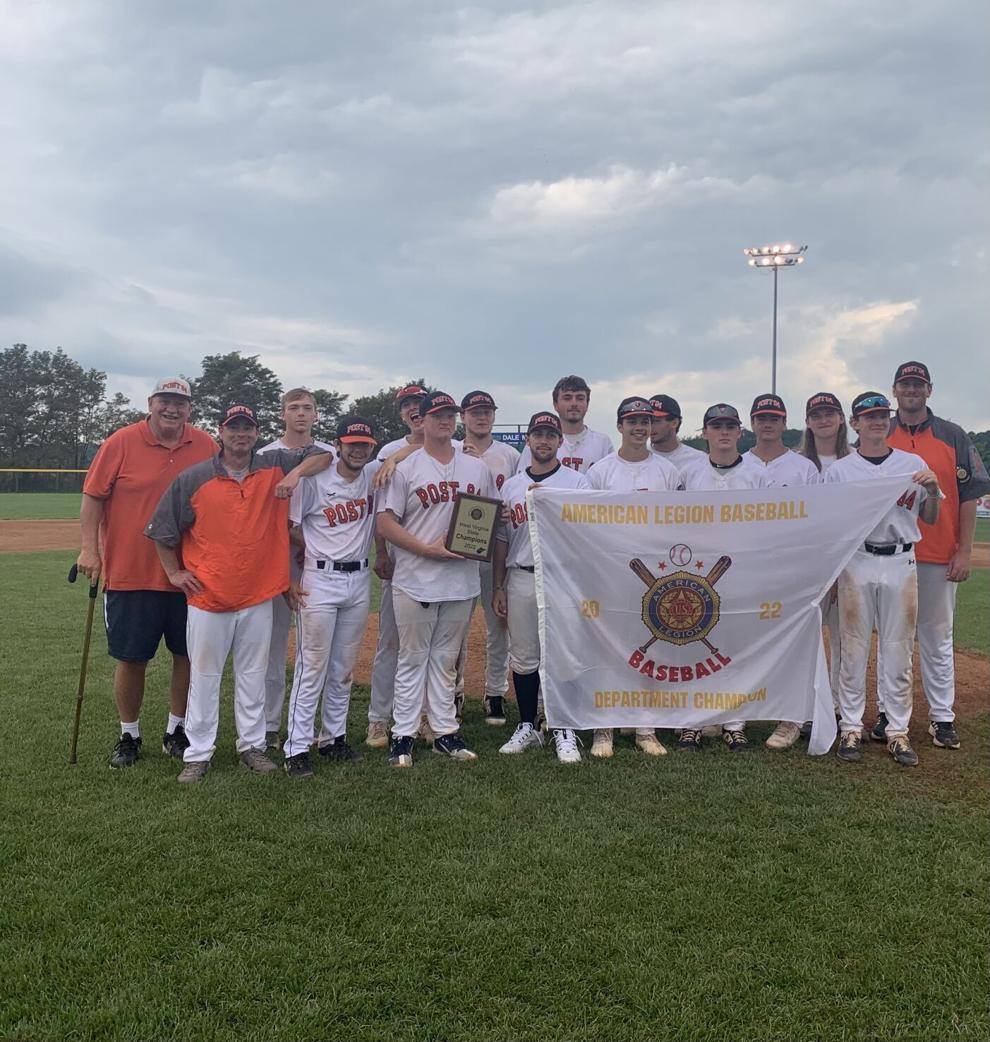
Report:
77,377,217,768
145,404,332,784
880,361,990,750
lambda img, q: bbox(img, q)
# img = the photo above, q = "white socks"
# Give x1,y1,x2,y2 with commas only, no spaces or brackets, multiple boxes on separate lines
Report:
166,713,185,734
120,720,140,739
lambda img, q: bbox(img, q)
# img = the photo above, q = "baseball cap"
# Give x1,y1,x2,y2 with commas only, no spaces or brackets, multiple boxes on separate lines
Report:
805,391,843,415
617,396,655,421
460,390,497,412
527,411,562,435
151,377,192,399
394,384,427,406
851,392,893,417
750,393,787,417
219,404,259,428
336,415,376,444
649,394,682,419
893,361,931,385
702,403,741,426
418,391,459,417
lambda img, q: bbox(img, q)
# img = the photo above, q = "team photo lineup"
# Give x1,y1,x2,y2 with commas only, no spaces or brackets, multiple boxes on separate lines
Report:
74,362,989,782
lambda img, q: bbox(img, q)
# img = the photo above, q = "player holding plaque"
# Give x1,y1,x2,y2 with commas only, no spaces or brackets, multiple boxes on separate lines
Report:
377,391,496,767
445,492,501,561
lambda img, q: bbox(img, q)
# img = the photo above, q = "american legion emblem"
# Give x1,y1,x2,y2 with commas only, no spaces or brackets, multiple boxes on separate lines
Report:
626,551,733,681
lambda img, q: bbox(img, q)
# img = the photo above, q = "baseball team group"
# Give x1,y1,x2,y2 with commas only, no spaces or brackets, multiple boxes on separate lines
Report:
74,361,988,782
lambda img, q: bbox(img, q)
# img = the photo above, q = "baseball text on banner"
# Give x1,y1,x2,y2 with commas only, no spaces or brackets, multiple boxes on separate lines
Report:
528,478,909,754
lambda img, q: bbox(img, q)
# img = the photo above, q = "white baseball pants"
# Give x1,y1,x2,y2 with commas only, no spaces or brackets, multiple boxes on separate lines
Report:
283,568,371,758
264,593,292,732
455,561,510,698
368,578,398,724
837,549,917,737
506,568,541,674
184,600,272,762
822,593,841,711
392,589,473,739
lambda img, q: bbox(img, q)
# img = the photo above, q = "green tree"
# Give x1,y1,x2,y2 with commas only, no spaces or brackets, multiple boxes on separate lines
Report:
0,344,36,466
187,352,283,441
311,388,349,442
351,378,432,449
968,430,990,472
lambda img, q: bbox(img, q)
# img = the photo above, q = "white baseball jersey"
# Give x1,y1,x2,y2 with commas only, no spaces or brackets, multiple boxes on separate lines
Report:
499,464,591,568
824,449,929,544
743,448,821,486
818,453,838,473
651,441,707,474
383,447,495,601
259,437,334,456
586,452,683,492
468,438,520,493
289,459,381,564
379,436,463,461
680,455,772,491
515,427,613,475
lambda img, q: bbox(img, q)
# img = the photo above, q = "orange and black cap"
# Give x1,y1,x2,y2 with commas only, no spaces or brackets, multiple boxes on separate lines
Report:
219,404,259,428
649,394,681,419
806,391,843,415
336,415,377,444
460,390,497,412
893,361,931,385
419,391,458,417
527,412,562,435
617,396,655,421
751,393,786,418
851,391,893,417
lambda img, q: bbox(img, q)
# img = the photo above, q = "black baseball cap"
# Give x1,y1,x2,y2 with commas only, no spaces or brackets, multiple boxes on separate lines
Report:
527,411,562,435
851,391,893,417
893,361,931,385
419,391,459,417
751,393,787,417
702,403,741,426
219,404,259,428
394,384,427,406
649,394,681,419
336,415,377,444
617,396,655,421
460,390,497,412
806,391,843,415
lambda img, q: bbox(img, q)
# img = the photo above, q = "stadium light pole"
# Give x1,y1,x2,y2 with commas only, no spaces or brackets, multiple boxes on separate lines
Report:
742,243,808,394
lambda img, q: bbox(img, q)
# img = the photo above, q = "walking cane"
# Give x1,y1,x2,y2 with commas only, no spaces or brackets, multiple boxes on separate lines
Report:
67,564,99,765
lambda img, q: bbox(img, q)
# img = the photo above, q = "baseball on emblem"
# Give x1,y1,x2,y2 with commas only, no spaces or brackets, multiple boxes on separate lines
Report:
470,508,483,520
669,543,692,567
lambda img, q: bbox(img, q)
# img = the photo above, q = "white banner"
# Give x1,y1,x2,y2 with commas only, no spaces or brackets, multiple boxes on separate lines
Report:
529,477,908,754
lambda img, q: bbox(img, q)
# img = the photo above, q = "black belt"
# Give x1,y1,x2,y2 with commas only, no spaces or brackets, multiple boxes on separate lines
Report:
315,559,368,572
864,542,912,556
516,565,536,573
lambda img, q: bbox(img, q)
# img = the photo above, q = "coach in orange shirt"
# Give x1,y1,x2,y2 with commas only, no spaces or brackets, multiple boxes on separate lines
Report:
145,404,332,784
76,377,217,769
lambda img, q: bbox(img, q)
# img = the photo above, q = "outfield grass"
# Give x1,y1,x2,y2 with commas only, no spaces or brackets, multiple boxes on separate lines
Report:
0,492,81,519
0,551,988,1042
955,570,988,655
976,516,990,544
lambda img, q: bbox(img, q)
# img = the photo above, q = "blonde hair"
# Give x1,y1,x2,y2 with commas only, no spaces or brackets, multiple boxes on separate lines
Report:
281,387,316,408
799,417,850,471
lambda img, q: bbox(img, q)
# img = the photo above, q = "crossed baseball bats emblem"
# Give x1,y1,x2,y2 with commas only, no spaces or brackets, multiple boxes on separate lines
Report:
629,555,732,657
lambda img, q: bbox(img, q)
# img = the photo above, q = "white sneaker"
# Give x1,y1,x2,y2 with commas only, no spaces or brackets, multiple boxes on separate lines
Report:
635,731,668,756
552,728,582,763
765,721,801,750
498,722,543,755
366,719,389,748
590,728,614,759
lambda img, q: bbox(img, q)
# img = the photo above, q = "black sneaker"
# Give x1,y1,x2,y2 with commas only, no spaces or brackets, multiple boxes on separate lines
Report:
388,735,414,768
318,738,362,762
483,696,507,726
870,713,888,742
836,730,863,763
929,721,960,750
722,729,750,752
109,733,142,769
284,752,315,779
162,724,189,759
676,728,703,752
432,733,479,761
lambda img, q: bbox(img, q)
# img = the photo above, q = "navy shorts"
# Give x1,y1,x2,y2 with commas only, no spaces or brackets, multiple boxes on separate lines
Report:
104,590,189,663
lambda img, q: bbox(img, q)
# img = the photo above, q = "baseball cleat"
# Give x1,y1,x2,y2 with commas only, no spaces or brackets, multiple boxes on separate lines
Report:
836,730,863,763
177,760,210,784
722,728,750,752
109,733,141,769
635,731,668,756
483,696,507,726
887,735,919,767
551,728,582,763
239,748,278,775
499,722,542,754
929,721,960,749
318,738,361,762
433,733,478,761
284,752,315,779
765,721,801,750
590,728,614,759
676,728,703,752
388,735,414,768
365,720,389,748
870,713,888,742
162,725,189,759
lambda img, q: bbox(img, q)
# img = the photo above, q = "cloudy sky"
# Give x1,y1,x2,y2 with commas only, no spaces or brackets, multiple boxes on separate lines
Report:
2,0,987,435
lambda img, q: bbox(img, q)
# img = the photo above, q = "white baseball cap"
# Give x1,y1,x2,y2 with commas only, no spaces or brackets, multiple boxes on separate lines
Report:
151,377,192,399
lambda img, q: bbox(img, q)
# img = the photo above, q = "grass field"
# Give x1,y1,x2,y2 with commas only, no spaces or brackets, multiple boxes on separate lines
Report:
955,570,989,655
0,550,988,1042
0,492,80,519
